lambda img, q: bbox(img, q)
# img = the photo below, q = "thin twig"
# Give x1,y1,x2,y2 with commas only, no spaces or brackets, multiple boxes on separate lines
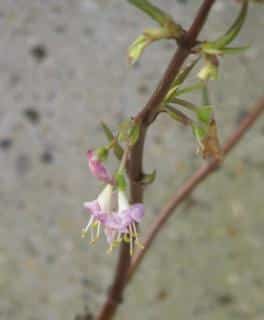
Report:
128,97,264,282
96,1,216,319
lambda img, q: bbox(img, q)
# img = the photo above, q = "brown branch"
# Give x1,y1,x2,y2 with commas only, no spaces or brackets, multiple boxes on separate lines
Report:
128,96,264,282
96,1,216,319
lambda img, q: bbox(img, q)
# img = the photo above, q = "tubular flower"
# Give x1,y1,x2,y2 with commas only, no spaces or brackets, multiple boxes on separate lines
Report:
82,186,144,255
87,150,114,184
82,184,114,243
105,190,144,255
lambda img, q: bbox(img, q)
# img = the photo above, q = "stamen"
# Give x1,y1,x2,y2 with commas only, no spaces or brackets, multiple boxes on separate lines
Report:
90,225,95,244
81,217,94,238
132,223,144,249
129,225,133,256
96,222,101,239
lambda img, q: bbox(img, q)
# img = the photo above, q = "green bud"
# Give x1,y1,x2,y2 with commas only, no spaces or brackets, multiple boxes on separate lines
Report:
197,60,218,81
196,105,213,124
141,169,156,185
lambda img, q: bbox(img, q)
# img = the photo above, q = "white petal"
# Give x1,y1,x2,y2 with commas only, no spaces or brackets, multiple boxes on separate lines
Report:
118,190,129,212
97,184,114,212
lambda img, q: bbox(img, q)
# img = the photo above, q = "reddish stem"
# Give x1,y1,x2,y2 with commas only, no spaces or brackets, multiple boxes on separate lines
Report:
96,1,216,319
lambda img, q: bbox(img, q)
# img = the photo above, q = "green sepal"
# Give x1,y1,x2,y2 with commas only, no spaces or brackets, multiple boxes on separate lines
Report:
101,122,124,160
140,169,156,185
95,147,108,161
115,172,127,191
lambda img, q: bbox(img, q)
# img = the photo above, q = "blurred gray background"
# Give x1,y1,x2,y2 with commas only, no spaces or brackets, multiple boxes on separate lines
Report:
0,0,263,319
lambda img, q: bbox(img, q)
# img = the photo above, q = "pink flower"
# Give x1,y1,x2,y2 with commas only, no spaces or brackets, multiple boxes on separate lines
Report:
82,184,114,242
87,150,114,184
82,186,144,255
104,191,144,255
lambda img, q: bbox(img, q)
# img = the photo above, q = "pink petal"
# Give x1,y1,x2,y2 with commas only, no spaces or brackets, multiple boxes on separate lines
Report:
105,214,129,233
87,150,114,184
128,204,144,223
83,200,100,213
83,200,107,223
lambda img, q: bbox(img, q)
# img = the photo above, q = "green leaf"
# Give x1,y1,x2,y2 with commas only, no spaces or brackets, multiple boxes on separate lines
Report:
196,105,213,124
128,34,150,64
172,58,200,87
128,0,173,27
202,84,210,105
141,169,156,185
164,105,192,125
101,122,123,160
171,98,197,112
208,1,248,49
219,45,249,54
173,82,204,97
165,60,199,102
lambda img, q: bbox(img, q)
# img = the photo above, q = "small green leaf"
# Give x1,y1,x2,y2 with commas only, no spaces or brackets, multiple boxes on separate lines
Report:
141,169,156,185
128,0,174,27
172,58,200,87
128,34,150,64
219,45,249,54
209,1,248,49
164,105,192,125
101,122,123,160
196,105,213,124
171,98,197,112
174,82,204,97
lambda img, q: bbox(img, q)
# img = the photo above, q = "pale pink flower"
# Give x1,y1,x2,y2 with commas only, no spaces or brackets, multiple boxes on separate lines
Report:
82,186,144,255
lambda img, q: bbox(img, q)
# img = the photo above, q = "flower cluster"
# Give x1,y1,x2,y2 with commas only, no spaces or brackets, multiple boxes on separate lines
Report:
82,150,144,255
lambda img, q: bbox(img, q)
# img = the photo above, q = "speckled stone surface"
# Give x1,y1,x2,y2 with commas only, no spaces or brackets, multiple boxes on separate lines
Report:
0,1,263,319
